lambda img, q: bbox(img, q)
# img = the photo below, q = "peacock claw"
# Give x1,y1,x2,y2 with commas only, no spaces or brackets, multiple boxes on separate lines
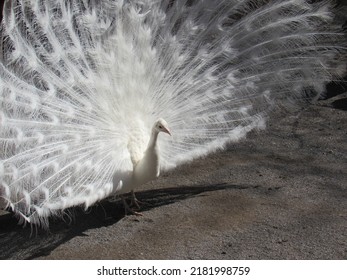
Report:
126,208,143,216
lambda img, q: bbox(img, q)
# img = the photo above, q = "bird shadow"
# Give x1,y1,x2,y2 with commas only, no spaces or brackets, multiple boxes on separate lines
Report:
0,182,251,260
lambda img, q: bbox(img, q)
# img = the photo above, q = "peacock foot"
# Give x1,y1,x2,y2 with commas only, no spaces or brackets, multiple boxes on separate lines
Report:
129,190,140,210
130,190,152,209
121,194,143,216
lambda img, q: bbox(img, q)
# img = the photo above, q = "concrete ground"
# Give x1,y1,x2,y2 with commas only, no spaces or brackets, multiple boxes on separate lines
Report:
0,103,346,259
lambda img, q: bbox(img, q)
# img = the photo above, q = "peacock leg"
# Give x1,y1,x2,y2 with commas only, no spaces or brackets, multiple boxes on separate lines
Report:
121,194,142,216
129,191,139,210
130,190,152,210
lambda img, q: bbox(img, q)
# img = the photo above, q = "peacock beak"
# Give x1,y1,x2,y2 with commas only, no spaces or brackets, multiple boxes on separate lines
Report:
165,128,172,136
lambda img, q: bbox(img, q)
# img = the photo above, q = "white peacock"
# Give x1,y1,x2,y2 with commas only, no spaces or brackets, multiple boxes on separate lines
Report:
0,0,345,227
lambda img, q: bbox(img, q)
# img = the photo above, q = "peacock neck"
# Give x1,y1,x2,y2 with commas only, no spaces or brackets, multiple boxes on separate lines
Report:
147,129,159,150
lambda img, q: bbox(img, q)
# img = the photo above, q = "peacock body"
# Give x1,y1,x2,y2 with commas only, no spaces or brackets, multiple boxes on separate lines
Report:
0,0,345,226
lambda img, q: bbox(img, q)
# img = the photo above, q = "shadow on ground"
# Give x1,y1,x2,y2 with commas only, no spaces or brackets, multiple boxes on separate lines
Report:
0,183,251,260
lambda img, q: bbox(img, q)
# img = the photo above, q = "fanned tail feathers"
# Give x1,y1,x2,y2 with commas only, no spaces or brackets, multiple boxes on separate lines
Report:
0,0,345,226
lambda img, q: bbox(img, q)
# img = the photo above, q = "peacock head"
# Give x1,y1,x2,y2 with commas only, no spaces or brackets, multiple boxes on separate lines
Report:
154,118,171,136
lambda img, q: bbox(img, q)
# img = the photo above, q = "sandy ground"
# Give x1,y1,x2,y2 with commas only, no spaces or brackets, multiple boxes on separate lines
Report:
0,103,346,260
